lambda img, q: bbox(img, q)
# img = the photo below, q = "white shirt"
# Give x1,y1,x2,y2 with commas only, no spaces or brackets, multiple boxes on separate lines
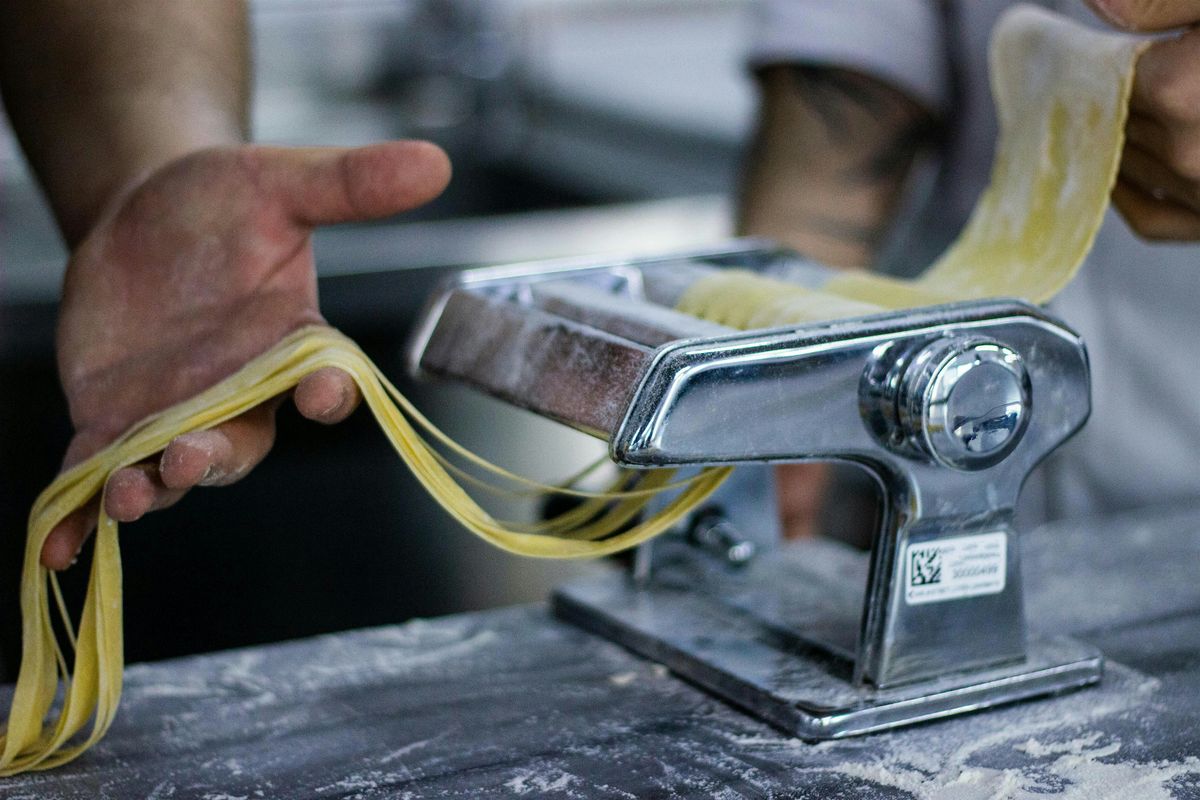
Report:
750,0,1200,520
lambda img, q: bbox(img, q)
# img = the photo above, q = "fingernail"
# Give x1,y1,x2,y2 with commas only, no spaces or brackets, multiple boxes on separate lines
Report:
189,430,221,456
199,464,219,486
321,385,348,417
69,557,78,567
1087,0,1124,26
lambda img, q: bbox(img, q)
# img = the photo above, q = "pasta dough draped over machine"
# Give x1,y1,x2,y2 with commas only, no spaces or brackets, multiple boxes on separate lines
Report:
408,241,1101,737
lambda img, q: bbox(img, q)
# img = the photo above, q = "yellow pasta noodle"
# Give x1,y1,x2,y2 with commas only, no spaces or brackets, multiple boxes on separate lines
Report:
0,3,1154,776
0,326,731,774
679,5,1150,326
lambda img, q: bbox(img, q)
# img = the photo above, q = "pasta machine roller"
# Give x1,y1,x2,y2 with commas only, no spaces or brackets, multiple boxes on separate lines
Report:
407,241,1101,738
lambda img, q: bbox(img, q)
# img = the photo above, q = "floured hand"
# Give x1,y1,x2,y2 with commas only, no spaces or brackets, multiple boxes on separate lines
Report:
44,141,451,569
1088,0,1200,239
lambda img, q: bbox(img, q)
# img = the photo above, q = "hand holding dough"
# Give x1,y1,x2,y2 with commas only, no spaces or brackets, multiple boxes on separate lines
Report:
44,140,453,570
1117,24,1200,239
681,6,1151,323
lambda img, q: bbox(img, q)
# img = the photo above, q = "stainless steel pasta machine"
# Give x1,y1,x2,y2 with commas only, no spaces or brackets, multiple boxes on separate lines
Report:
407,241,1101,739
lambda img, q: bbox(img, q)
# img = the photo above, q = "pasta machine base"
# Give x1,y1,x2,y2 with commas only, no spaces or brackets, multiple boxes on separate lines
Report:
409,241,1104,738
553,537,1101,739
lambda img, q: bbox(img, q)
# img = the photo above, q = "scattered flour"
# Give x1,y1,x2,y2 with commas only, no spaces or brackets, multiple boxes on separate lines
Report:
714,662,1192,798
608,671,639,687
145,781,177,799
504,768,581,795
314,770,408,798
1015,732,1104,758
823,705,1199,800
828,737,1200,799
293,630,501,691
378,734,444,764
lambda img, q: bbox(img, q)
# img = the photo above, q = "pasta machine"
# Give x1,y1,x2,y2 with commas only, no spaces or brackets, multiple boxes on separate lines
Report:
407,241,1101,738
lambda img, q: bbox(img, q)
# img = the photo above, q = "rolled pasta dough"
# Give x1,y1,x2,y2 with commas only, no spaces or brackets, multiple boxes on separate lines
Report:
679,5,1149,325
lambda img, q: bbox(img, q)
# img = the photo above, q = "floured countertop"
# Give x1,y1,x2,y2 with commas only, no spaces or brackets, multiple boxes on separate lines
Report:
4,504,1200,799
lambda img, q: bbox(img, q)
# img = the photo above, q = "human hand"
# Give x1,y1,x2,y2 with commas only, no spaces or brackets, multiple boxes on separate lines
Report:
42,141,451,569
774,463,832,540
1085,0,1200,239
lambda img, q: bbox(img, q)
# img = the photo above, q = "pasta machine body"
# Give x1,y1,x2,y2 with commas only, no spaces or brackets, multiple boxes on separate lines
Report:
408,241,1102,738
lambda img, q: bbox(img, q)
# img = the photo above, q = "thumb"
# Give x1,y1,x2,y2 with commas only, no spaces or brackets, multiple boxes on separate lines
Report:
262,140,452,227
1085,0,1200,31
61,427,117,472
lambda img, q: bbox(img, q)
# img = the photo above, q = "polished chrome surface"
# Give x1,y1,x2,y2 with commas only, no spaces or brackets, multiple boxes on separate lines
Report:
407,241,770,435
409,240,1098,734
686,507,757,567
554,537,1102,740
914,339,1031,470
861,336,1032,471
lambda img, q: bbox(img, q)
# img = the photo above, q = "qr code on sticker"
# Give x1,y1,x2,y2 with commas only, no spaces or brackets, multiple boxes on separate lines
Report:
909,548,942,586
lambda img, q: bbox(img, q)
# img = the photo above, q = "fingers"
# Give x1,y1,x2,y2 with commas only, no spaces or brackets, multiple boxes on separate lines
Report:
41,373,361,571
1113,179,1200,239
107,463,187,521
1131,29,1200,124
157,429,233,490
1118,29,1200,239
1086,0,1200,31
262,140,452,227
40,462,187,570
774,463,832,540
159,401,279,491
1119,141,1200,210
293,366,361,425
41,501,99,571
58,402,280,567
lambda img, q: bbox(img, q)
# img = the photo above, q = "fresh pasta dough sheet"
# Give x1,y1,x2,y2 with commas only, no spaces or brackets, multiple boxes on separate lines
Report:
680,5,1149,328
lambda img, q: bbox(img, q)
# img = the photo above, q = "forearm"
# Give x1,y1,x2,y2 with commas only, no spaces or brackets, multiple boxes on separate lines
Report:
737,65,936,269
0,0,250,247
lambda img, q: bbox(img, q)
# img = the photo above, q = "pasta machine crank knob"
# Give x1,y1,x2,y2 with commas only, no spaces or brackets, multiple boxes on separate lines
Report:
864,336,1032,471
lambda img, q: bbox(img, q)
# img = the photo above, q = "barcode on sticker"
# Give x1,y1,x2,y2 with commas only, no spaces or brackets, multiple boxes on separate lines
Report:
904,532,1006,605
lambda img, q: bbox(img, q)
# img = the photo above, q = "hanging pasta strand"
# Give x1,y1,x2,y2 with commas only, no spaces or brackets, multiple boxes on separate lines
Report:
0,327,729,775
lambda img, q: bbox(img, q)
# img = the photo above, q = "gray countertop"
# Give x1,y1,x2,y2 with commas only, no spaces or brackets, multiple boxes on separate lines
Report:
5,504,1200,799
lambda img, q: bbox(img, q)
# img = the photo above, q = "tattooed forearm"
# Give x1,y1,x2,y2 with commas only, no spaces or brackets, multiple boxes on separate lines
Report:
785,66,901,131
738,65,939,268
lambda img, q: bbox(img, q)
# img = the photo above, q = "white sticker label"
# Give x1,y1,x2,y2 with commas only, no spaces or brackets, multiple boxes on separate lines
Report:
904,531,1007,605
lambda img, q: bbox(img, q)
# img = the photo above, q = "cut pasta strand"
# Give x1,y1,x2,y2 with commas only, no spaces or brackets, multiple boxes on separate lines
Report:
0,327,730,774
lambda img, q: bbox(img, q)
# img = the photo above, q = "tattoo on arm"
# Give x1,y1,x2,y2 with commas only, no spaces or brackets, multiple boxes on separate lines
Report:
787,66,940,184
738,65,940,267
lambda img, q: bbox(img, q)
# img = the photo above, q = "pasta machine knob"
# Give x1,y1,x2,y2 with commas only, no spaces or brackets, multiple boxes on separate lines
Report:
902,337,1031,470
862,336,1032,471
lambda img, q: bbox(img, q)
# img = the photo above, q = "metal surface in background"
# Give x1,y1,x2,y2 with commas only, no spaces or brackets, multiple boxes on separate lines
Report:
556,541,1101,739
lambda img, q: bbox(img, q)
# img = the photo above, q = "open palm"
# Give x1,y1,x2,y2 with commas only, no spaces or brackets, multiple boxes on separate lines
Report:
43,141,451,569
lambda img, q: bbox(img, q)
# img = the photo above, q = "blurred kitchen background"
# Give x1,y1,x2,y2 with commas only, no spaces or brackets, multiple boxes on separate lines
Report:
0,0,757,676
